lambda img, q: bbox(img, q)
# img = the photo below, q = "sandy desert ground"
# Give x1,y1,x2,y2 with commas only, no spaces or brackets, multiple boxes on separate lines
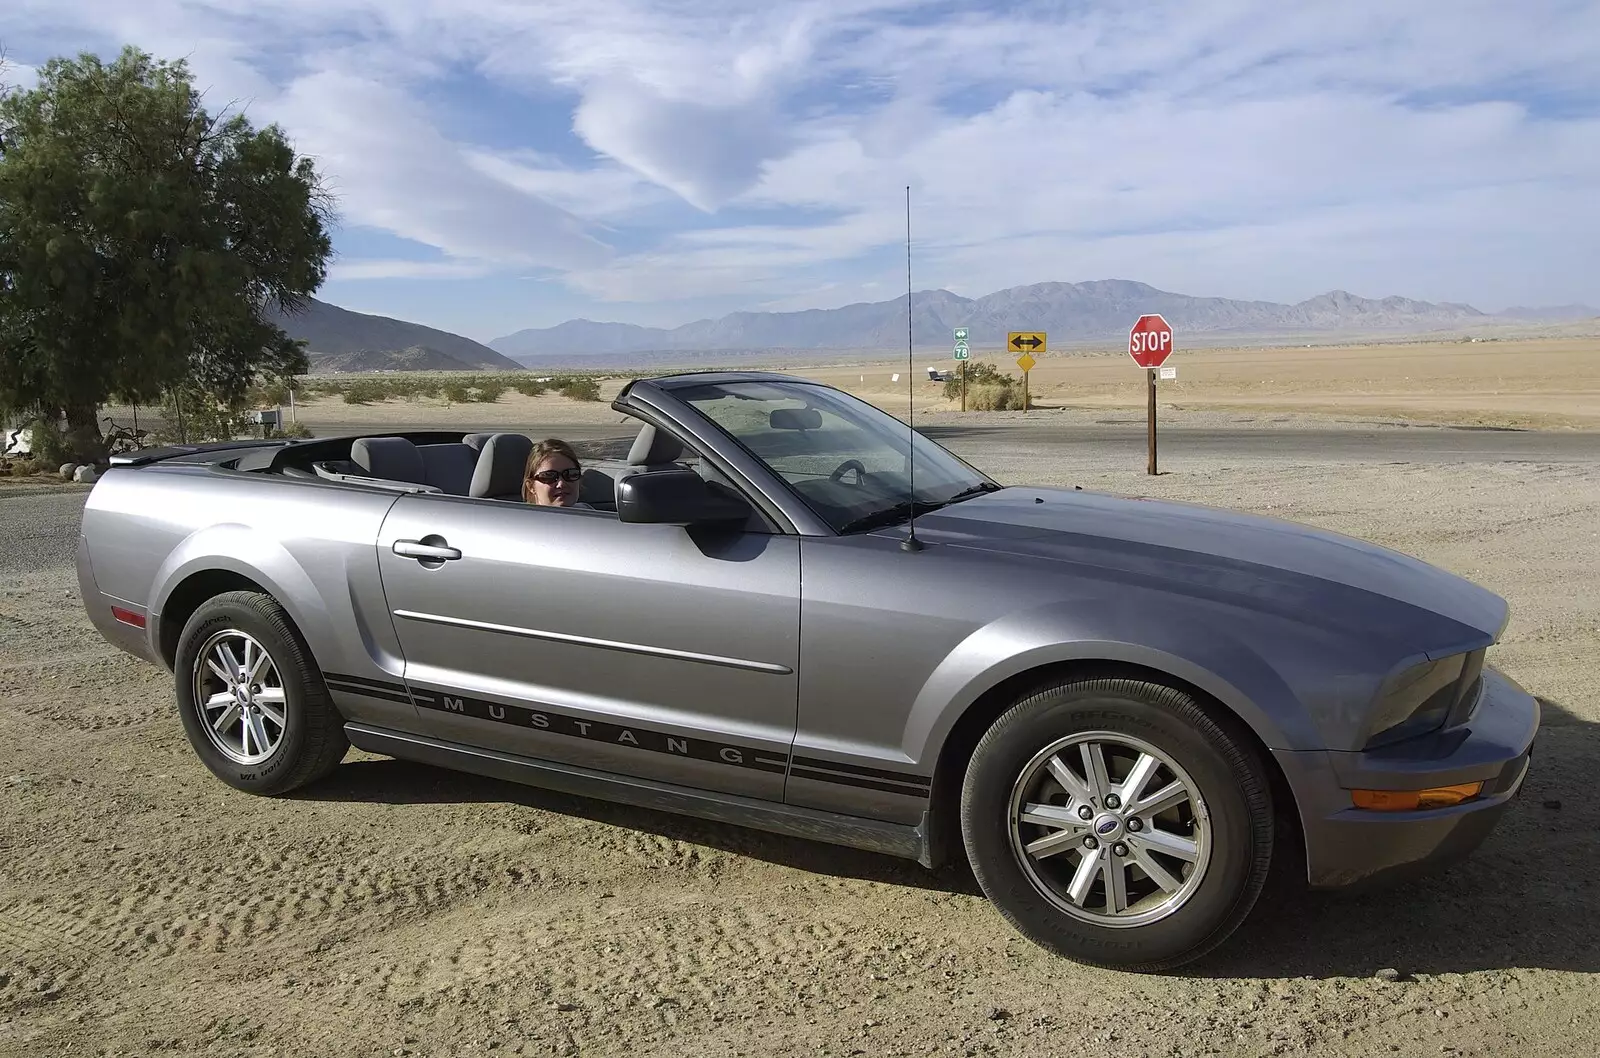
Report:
804,336,1600,430
2,337,1599,1057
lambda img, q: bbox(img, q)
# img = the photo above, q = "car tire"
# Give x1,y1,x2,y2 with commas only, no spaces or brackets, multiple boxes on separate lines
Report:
959,675,1274,972
172,590,349,795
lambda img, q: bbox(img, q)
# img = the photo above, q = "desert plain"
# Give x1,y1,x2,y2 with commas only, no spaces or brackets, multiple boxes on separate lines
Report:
2,334,1599,1057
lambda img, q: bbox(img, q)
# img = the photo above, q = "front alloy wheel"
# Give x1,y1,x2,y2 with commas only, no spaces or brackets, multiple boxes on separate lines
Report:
1007,732,1212,928
960,676,1273,972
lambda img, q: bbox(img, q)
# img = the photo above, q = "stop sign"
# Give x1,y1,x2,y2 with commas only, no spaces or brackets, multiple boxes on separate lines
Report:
1128,314,1174,369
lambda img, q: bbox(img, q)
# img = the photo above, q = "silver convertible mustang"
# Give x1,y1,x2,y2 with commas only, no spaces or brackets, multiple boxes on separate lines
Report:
77,371,1538,971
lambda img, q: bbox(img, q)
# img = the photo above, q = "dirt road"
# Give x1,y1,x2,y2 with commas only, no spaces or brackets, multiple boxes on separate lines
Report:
3,425,1598,1057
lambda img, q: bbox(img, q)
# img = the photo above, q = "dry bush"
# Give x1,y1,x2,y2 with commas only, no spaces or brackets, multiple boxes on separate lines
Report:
967,384,1022,411
341,380,392,405
474,382,507,403
558,376,601,401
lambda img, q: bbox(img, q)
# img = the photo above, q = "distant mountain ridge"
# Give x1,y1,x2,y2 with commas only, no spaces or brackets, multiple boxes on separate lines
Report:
489,280,1597,361
270,297,523,371
305,345,489,374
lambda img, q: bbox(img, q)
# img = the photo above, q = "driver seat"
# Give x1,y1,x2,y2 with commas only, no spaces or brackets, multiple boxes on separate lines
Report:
627,423,685,470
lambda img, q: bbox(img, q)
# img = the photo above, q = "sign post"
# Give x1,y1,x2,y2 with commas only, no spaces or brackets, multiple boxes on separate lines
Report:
953,328,970,410
1127,314,1174,475
1009,332,1045,414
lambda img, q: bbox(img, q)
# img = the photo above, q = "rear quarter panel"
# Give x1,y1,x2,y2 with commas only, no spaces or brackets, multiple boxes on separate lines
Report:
78,464,413,728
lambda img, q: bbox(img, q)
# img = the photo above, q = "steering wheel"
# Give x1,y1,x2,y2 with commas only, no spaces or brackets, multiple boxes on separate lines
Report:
828,459,869,486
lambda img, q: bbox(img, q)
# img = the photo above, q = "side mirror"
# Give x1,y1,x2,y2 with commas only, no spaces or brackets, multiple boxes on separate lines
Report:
616,469,751,526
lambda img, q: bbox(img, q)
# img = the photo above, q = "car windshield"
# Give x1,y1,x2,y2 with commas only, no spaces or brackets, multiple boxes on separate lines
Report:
675,379,999,533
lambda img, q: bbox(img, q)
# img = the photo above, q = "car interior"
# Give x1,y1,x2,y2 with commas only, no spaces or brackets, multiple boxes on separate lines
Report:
292,420,702,514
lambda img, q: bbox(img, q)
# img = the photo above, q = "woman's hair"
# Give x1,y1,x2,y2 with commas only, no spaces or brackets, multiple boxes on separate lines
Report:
521,437,582,502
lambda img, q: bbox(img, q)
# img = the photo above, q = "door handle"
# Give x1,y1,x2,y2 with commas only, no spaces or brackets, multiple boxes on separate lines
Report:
393,538,462,561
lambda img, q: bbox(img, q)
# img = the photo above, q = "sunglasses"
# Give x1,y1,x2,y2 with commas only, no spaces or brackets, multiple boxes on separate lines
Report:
529,467,582,484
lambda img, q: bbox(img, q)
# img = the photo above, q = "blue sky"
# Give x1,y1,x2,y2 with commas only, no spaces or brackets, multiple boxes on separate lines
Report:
4,0,1598,343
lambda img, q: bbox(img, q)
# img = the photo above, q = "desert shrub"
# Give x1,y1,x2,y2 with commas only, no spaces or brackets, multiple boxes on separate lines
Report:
942,362,1032,409
382,377,418,400
149,385,253,445
474,382,507,403
968,384,1023,411
441,381,473,404
21,416,73,466
943,361,1014,402
515,378,548,397
267,421,314,439
341,379,391,405
558,376,601,402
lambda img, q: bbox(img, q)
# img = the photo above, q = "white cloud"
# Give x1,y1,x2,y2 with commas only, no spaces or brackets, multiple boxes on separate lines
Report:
2,0,1597,320
327,257,496,280
273,69,615,269
1,57,38,92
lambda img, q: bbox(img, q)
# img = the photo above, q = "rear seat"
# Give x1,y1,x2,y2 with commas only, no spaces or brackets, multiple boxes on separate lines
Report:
416,442,477,495
347,427,696,510
347,435,484,496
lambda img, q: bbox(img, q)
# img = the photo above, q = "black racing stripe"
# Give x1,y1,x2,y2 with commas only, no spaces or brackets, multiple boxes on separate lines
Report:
411,686,785,775
323,670,407,694
325,680,414,706
790,766,931,799
791,755,931,788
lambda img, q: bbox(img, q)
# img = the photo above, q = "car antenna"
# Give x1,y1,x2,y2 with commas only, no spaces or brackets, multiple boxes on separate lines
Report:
901,183,924,553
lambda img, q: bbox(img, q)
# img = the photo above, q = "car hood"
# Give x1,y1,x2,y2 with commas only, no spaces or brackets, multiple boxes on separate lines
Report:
914,486,1508,651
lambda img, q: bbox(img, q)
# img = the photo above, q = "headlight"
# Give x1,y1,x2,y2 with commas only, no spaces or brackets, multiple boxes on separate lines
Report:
1363,648,1486,749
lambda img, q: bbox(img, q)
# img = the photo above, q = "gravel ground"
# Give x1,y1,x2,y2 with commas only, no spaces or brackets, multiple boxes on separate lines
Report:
1,426,1598,1058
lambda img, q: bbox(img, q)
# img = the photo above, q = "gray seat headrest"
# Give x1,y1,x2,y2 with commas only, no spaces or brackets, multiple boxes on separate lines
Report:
351,437,425,483
470,433,534,499
461,432,494,451
628,423,684,466
417,443,478,496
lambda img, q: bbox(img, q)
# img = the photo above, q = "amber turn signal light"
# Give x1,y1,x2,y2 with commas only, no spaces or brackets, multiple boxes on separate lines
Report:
1351,782,1483,811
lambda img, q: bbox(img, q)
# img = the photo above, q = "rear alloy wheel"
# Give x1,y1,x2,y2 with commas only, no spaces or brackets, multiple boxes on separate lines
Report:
960,676,1274,971
192,629,289,766
173,590,349,795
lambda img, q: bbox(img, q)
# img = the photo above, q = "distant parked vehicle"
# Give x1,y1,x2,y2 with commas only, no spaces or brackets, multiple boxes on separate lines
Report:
75,370,1538,972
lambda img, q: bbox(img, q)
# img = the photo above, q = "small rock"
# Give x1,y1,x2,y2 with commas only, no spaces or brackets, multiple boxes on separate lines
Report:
1374,968,1403,982
1435,1009,1448,1019
73,465,98,483
554,1002,577,1012
987,1006,1010,1021
60,463,78,480
1544,799,1562,810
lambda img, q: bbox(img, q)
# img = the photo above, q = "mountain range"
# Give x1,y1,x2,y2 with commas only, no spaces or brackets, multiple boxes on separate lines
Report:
267,297,522,371
265,281,1595,373
490,280,1595,364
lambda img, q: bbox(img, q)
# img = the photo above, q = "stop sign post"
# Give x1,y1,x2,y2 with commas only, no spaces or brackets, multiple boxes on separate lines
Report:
1128,314,1174,475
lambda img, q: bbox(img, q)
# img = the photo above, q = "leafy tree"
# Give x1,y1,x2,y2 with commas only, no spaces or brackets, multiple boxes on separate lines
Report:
0,45,333,458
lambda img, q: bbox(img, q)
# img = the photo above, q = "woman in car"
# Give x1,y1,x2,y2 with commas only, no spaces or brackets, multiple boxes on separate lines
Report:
522,438,591,507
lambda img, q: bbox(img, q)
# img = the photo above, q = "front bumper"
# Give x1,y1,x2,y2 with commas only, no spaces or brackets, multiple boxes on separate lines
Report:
1275,667,1539,889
